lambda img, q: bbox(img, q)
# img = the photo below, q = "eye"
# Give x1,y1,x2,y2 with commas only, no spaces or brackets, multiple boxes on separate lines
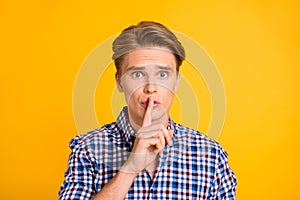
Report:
131,71,143,78
159,71,168,78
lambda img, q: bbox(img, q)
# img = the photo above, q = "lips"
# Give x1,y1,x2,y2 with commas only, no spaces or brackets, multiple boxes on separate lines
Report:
141,98,160,108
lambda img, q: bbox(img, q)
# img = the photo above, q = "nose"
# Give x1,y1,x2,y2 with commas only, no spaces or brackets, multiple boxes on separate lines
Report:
143,83,157,94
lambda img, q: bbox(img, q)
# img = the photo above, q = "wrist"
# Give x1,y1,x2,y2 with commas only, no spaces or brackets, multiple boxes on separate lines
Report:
120,158,142,174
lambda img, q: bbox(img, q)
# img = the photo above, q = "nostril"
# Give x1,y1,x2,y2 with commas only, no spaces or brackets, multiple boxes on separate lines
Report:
143,83,157,94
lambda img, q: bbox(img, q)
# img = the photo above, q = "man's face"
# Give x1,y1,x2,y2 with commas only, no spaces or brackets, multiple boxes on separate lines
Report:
116,47,180,127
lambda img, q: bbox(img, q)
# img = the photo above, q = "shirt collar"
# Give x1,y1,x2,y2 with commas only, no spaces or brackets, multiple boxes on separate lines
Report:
116,107,136,147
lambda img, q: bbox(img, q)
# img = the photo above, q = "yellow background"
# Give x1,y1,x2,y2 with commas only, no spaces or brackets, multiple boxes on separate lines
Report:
1,1,299,199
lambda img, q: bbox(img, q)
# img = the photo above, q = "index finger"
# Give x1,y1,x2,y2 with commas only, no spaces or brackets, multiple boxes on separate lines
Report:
142,96,154,127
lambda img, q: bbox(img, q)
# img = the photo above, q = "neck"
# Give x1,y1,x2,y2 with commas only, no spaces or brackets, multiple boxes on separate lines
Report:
129,117,142,133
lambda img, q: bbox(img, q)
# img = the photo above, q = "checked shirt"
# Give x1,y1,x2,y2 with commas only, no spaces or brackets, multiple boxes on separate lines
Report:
59,107,237,199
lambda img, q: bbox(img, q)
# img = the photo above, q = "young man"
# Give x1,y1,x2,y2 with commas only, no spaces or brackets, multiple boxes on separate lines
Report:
59,21,237,199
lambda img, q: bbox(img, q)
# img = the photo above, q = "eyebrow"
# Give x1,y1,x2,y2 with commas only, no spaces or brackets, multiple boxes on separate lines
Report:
126,66,146,72
157,66,174,71
126,65,174,72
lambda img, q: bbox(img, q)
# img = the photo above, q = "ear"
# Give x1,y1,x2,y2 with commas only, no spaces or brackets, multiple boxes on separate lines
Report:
115,73,123,92
174,72,181,92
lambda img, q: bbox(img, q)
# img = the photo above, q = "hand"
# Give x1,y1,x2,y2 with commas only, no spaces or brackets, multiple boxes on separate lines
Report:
121,96,173,173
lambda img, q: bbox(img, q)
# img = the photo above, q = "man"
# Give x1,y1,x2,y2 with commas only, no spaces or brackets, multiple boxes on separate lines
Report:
59,21,237,199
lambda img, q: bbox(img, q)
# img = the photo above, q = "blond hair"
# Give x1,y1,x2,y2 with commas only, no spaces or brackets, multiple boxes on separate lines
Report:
112,21,185,74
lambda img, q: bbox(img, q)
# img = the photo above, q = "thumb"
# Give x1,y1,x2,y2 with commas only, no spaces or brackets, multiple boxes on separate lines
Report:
142,96,154,127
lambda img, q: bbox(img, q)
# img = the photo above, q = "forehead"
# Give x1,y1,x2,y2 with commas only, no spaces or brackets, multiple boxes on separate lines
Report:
121,47,177,72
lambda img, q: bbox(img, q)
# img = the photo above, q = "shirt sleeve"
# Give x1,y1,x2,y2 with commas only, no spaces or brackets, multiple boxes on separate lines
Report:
58,136,96,200
209,146,237,200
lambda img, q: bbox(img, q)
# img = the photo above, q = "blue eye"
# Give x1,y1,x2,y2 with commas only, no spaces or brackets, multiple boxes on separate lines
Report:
159,71,168,78
132,71,143,78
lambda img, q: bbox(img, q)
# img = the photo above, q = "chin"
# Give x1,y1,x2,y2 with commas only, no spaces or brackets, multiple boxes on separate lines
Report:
151,105,168,124
128,106,145,123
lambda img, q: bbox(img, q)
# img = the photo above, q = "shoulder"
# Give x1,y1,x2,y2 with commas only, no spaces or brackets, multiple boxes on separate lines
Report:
68,122,120,151
173,122,228,158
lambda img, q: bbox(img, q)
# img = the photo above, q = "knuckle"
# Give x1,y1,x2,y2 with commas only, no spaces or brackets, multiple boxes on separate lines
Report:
158,124,164,129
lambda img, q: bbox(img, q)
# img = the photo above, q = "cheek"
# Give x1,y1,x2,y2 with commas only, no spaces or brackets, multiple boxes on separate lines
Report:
121,76,144,94
159,88,175,106
155,76,178,93
122,81,143,105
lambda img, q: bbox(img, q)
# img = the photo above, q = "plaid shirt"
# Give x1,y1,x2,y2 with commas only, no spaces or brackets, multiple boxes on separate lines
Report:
59,107,237,199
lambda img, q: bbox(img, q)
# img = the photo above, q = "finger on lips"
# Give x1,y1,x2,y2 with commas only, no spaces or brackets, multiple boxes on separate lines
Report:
142,96,154,128
138,96,173,153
